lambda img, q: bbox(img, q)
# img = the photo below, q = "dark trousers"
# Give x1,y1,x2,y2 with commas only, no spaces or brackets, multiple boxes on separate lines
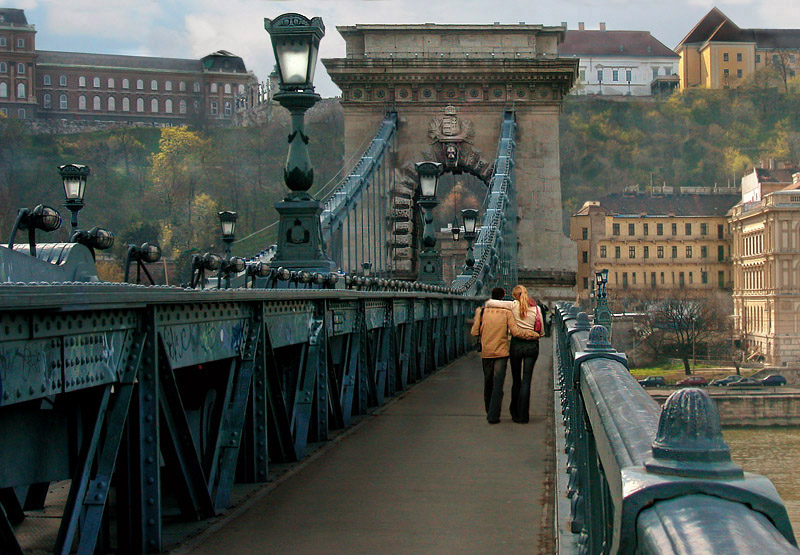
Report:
482,357,508,423
509,338,539,423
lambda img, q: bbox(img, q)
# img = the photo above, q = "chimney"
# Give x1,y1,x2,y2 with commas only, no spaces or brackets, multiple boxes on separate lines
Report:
600,22,606,31
578,22,585,31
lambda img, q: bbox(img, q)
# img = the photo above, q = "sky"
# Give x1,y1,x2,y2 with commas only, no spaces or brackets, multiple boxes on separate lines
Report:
7,1,800,98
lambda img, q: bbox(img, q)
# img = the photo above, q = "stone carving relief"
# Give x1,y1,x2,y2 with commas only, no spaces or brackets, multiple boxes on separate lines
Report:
426,105,493,182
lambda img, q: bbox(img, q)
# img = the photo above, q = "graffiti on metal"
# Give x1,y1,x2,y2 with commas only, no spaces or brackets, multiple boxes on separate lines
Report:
160,320,247,368
0,338,62,406
63,330,129,392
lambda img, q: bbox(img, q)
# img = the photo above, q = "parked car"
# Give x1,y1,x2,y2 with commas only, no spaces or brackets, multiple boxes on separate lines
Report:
638,376,666,388
728,377,762,387
761,375,787,387
676,376,708,386
710,375,744,387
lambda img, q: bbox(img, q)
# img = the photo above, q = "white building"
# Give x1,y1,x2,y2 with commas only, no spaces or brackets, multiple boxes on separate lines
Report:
560,23,680,96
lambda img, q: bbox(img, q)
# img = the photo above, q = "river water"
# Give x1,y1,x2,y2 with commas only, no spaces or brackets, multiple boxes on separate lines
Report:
724,427,800,540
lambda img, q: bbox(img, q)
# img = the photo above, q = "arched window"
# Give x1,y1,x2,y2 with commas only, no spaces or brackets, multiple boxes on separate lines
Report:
93,77,100,88
16,82,25,99
16,63,24,75
122,78,129,89
59,75,67,86
179,81,186,92
210,83,218,93
0,108,6,117
78,95,86,110
108,96,115,111
136,98,144,112
59,94,67,109
179,100,187,114
136,79,143,90
43,93,51,108
151,98,158,112
165,99,173,113
93,95,101,110
107,78,115,88
122,97,130,112
0,62,6,73
224,83,231,94
0,82,7,98
43,74,51,85
238,84,245,94
165,81,172,91
193,82,200,93
150,80,158,91
79,76,86,87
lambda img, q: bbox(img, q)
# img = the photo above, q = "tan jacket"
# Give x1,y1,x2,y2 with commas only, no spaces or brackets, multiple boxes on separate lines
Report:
485,299,542,334
470,306,539,358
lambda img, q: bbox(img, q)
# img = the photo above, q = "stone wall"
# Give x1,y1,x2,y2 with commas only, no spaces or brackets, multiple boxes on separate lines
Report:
650,392,800,426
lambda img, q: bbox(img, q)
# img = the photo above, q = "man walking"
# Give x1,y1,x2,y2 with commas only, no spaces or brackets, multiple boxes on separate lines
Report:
471,287,539,424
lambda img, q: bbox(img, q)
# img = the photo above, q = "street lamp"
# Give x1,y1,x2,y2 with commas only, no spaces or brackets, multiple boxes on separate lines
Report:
594,268,612,333
7,204,62,258
461,208,479,274
124,242,162,285
265,13,335,274
415,161,444,284
218,210,237,256
218,256,246,289
190,252,223,289
450,219,461,242
59,164,90,231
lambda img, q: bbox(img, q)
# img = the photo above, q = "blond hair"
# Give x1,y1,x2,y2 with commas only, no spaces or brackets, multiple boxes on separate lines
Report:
512,285,530,318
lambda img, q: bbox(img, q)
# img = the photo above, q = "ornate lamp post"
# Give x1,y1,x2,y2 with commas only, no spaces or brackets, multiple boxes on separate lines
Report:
415,161,444,284
461,208,479,274
450,219,461,242
218,210,237,256
59,164,90,231
594,268,612,332
264,13,335,273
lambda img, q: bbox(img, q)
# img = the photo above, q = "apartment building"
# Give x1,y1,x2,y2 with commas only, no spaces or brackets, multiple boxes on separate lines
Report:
571,186,739,301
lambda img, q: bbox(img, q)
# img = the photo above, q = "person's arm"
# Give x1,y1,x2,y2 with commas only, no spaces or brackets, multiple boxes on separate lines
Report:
506,311,539,340
470,307,482,337
485,299,515,310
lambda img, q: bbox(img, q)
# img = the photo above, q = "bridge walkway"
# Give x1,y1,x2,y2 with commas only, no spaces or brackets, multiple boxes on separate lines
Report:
177,342,554,554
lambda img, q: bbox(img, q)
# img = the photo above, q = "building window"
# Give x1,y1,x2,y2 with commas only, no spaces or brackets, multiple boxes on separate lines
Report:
629,246,635,258
108,96,115,111
612,69,619,82
210,101,218,115
600,245,607,258
657,246,664,258
737,69,743,78
671,223,677,235
179,100,187,114
582,251,588,263
43,93,51,108
626,69,632,82
643,223,648,236
179,81,186,92
16,63,24,75
632,273,637,285
597,69,603,83
671,246,678,258
122,97,130,112
643,246,649,259
59,94,67,109
702,271,708,284
151,80,158,91
0,62,5,73
78,95,86,110
93,77,100,88
583,277,589,289
701,246,708,259
16,82,25,99
652,67,659,79
193,82,200,93
165,99,173,113
165,81,172,91
43,74,51,85
224,101,232,116
0,82,6,98
224,83,231,94
17,108,24,119
718,271,725,288
737,53,743,62
238,84,245,94
16,38,24,48
93,95,100,110
136,79,144,90
660,272,665,284
756,54,761,63
679,272,685,288
614,246,620,259
136,98,144,112
211,83,218,93
123,78,129,89
151,98,158,112
612,223,620,236
657,223,663,236
724,69,729,76
700,223,707,235
579,69,586,81
581,227,588,240
0,108,6,116
685,223,691,235
108,78,115,88
718,224,724,239
686,246,692,258
59,75,67,86
622,272,628,288
718,245,725,261
773,54,779,64
723,52,729,62
689,272,693,284
0,37,5,47
79,76,86,87
628,223,635,236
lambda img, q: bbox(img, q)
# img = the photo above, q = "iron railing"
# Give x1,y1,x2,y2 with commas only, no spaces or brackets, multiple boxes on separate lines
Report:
553,303,797,554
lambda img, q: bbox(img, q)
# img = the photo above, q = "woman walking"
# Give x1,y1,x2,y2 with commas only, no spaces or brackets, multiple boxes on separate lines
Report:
486,285,541,423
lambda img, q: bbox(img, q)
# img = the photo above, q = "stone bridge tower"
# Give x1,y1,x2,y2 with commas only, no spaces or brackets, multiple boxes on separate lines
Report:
323,23,578,298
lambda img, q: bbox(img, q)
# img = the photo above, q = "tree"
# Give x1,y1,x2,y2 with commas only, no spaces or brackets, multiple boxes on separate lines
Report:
769,50,795,94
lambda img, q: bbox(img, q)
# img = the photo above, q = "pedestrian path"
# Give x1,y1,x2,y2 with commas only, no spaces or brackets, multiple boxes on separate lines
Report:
183,341,554,554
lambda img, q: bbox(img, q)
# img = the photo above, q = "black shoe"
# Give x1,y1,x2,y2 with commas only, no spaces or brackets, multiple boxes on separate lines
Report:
487,418,500,424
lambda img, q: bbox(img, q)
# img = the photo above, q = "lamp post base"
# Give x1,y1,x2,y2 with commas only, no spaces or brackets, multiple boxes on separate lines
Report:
418,250,444,285
272,200,337,273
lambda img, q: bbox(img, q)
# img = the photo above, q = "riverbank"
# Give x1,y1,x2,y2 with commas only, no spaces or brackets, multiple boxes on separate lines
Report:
649,388,800,426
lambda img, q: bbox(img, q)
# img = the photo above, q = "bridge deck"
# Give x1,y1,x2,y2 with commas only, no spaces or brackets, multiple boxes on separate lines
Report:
177,343,554,554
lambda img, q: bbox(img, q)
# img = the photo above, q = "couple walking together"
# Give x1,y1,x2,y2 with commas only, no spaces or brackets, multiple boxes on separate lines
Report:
470,285,542,424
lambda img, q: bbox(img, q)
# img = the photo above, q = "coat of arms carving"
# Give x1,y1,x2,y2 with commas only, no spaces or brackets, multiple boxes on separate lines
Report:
426,105,492,181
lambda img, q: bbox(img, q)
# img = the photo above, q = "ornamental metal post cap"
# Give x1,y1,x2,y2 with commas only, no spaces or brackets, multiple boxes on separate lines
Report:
645,388,743,479
584,325,614,352
574,312,591,331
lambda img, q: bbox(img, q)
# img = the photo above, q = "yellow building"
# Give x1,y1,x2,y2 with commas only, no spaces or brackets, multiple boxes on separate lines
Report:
729,171,800,366
570,187,739,302
677,7,800,90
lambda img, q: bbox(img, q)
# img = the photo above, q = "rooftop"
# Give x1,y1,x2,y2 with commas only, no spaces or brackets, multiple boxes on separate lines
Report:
593,192,740,217
0,8,29,26
559,30,678,58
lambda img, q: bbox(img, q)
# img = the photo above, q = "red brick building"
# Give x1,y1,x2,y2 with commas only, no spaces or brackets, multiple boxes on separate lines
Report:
0,8,258,125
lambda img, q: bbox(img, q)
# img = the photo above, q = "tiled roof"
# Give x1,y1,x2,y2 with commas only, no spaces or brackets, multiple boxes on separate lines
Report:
678,7,733,46
751,29,800,49
37,51,203,72
596,192,740,217
754,167,800,184
679,7,800,49
560,30,678,58
0,8,28,25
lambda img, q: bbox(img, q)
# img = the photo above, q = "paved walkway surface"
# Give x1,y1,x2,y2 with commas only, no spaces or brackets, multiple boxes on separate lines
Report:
185,340,554,554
